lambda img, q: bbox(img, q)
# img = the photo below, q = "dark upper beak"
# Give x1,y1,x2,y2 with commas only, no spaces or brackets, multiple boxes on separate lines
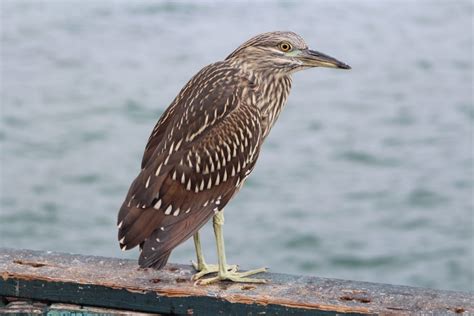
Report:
300,49,351,70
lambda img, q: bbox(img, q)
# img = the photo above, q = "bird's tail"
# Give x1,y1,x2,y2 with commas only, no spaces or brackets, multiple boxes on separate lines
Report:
139,248,171,269
137,207,216,269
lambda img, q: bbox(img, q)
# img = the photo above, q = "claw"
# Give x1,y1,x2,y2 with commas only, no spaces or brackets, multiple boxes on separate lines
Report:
191,261,238,280
195,267,267,285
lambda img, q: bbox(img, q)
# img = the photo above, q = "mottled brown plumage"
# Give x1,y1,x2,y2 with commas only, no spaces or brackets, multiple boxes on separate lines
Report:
117,31,350,270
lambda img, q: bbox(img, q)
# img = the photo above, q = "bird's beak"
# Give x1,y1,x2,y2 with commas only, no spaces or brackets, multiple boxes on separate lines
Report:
299,49,351,70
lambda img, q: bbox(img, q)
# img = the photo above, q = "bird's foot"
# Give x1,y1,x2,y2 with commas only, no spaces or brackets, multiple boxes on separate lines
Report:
195,267,267,285
191,261,237,280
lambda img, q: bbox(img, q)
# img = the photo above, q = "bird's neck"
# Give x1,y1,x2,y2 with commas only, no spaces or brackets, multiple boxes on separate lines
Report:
227,58,293,139
249,71,293,139
258,74,292,139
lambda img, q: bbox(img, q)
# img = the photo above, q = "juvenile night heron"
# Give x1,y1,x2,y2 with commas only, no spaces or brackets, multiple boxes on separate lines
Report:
117,31,350,284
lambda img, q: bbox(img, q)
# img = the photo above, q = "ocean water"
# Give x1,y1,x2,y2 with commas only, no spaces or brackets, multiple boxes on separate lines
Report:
1,0,472,292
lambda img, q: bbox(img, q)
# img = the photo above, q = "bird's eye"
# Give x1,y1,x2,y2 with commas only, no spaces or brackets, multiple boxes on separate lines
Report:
279,42,292,52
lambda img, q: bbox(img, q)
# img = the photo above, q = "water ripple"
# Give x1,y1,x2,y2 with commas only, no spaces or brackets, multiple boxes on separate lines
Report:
337,150,400,167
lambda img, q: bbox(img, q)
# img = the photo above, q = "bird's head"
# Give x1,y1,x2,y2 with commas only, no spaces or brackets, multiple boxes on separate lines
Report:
226,31,351,75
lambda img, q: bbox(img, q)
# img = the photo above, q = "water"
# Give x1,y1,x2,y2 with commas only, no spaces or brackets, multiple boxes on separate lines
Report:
1,0,472,292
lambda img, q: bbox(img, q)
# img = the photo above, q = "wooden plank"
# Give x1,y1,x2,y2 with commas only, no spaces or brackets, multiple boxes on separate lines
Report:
0,299,160,315
0,299,47,315
0,248,472,315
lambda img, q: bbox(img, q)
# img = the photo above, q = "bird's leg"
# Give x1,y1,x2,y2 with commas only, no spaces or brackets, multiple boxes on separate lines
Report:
192,231,237,280
192,232,207,270
196,211,267,285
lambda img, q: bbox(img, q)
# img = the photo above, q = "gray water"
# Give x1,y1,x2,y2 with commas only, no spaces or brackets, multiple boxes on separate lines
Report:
1,0,473,292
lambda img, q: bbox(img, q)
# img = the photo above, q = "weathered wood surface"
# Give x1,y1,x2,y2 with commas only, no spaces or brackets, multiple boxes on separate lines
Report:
1,299,159,315
0,248,472,315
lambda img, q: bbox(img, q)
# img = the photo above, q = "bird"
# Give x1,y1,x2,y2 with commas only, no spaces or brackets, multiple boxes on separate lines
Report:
117,31,350,284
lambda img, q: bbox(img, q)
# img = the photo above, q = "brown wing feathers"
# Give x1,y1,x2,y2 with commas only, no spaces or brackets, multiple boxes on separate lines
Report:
117,62,262,269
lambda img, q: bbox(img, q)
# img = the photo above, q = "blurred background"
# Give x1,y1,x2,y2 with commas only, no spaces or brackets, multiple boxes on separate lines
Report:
1,0,472,292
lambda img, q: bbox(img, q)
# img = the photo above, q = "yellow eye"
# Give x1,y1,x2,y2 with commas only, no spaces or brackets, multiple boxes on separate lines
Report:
279,42,292,52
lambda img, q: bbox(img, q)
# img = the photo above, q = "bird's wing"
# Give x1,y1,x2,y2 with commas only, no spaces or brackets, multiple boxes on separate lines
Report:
140,100,177,169
117,63,262,268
